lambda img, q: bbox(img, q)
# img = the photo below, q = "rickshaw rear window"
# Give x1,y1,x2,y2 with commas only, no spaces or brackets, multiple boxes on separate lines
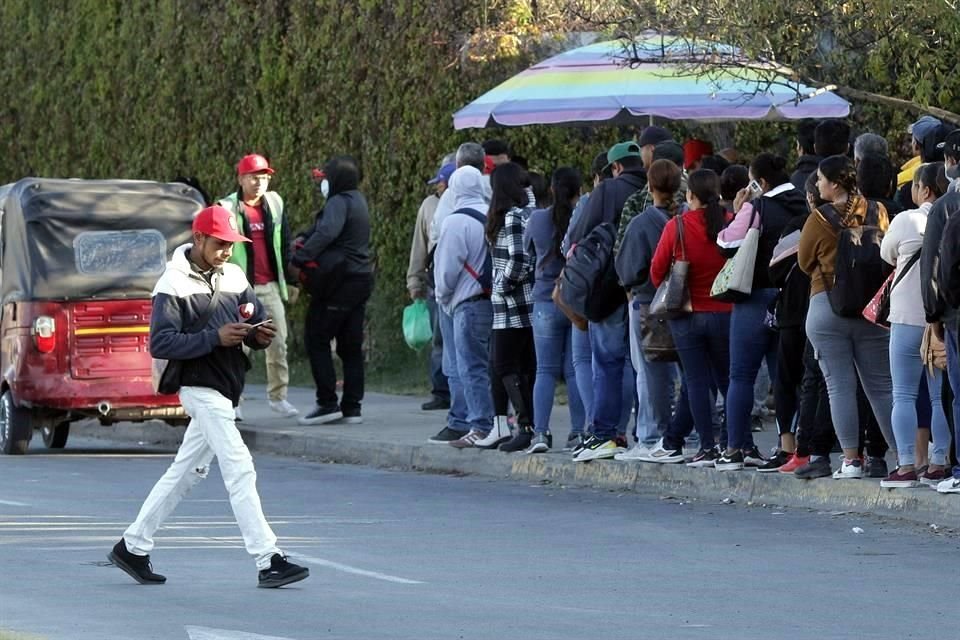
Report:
73,230,167,276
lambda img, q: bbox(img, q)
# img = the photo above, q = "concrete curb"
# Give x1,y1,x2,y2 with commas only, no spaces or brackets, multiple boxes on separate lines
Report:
234,426,960,526
75,421,960,527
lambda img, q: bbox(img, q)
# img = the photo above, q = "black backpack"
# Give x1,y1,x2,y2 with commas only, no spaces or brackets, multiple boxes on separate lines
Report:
449,207,492,296
820,200,892,317
558,222,624,322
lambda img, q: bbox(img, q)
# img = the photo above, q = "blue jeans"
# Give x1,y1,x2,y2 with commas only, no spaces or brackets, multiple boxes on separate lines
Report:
726,288,778,450
451,298,494,433
439,309,469,432
571,324,594,429
532,302,586,435
889,323,949,466
947,327,960,477
628,299,679,444
589,305,629,440
426,294,449,400
669,312,731,449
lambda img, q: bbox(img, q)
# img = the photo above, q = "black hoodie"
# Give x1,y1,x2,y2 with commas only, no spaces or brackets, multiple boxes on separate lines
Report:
790,154,821,191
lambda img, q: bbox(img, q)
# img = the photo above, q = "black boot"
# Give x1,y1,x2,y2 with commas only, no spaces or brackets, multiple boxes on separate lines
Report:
499,373,534,452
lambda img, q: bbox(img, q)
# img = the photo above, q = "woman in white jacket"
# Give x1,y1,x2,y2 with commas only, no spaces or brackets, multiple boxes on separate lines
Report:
879,162,948,488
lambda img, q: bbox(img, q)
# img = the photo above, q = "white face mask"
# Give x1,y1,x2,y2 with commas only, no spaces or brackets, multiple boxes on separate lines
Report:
320,179,330,198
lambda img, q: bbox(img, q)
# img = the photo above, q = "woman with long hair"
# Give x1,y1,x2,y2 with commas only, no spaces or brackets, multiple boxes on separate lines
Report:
714,153,809,471
521,167,586,453
650,169,733,467
879,162,949,488
798,154,897,479
475,162,538,452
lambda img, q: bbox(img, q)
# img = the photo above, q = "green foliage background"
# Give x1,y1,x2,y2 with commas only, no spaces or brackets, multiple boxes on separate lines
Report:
1,0,957,390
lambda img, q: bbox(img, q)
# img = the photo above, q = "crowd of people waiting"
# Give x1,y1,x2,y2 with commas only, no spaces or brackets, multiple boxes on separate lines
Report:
405,118,960,493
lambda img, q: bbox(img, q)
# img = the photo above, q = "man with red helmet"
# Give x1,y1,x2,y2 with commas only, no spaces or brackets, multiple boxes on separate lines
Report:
217,154,299,418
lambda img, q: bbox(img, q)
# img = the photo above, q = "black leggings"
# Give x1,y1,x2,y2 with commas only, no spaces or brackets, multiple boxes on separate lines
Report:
796,339,836,457
774,326,806,436
489,327,536,425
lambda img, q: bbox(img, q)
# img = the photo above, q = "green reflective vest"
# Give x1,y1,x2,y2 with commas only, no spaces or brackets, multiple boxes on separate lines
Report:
218,191,288,301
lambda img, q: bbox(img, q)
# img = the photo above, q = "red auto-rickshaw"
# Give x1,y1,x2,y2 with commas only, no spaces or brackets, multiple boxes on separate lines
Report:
0,178,205,454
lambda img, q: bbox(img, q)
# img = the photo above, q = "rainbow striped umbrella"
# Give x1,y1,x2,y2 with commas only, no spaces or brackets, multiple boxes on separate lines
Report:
453,34,850,129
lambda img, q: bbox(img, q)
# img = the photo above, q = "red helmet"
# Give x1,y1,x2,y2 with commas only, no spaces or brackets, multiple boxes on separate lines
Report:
236,154,274,175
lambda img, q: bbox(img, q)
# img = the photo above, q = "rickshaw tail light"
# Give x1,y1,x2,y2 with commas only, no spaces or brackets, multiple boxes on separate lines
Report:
33,316,56,354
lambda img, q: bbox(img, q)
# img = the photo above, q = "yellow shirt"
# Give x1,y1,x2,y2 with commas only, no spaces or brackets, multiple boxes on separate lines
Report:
897,155,922,188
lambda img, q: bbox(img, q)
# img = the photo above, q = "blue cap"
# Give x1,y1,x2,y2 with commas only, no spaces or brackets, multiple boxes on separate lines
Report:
909,115,942,144
427,162,456,185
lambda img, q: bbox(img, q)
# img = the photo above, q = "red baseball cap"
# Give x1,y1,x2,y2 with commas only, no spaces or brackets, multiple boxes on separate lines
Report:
193,205,251,243
236,154,274,175
683,139,714,170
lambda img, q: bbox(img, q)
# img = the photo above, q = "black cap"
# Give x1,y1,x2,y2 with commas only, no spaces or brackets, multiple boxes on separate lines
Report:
637,125,672,147
938,129,960,159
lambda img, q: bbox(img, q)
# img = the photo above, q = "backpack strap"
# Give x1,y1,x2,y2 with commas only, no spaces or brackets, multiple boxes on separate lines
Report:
817,203,843,231
451,207,485,225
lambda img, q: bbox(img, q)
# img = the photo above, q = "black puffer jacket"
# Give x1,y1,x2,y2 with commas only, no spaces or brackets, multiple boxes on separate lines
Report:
769,213,811,329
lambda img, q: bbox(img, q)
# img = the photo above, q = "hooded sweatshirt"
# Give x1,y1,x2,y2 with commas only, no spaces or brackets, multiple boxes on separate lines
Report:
430,169,492,245
615,204,671,303
435,166,491,313
150,244,267,406
293,159,371,277
798,195,890,297
717,183,809,290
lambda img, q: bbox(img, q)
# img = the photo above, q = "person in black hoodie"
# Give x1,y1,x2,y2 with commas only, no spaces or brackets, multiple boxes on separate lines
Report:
715,153,809,471
291,155,372,425
567,141,647,462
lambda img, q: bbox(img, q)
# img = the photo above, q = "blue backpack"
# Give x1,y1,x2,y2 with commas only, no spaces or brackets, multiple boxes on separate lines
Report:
450,207,492,296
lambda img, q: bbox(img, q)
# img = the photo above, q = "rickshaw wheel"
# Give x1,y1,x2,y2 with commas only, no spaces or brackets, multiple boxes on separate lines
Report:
41,421,69,449
0,390,31,455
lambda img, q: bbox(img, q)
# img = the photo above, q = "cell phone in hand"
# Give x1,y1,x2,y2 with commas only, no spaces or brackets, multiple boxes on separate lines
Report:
748,180,763,197
248,318,273,330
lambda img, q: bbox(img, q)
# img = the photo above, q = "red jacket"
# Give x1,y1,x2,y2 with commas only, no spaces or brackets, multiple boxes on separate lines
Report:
650,208,733,313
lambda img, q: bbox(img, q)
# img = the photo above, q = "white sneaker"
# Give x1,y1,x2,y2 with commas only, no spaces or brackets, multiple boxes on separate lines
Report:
475,416,511,449
268,399,300,418
234,406,244,422
640,438,685,464
832,457,864,479
614,443,654,461
937,477,960,494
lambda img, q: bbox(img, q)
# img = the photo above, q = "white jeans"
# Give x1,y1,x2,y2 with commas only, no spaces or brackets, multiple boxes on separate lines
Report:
124,386,281,569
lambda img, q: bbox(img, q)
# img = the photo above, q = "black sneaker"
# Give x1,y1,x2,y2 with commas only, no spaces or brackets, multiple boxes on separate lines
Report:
686,446,720,468
757,450,791,473
715,449,745,471
257,554,309,588
428,427,467,444
108,539,166,585
565,433,586,452
499,427,533,453
865,456,889,479
421,396,450,411
742,445,768,468
341,408,363,424
297,405,342,426
794,457,832,480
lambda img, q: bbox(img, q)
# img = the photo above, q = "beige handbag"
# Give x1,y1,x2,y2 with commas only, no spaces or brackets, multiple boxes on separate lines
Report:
921,324,948,374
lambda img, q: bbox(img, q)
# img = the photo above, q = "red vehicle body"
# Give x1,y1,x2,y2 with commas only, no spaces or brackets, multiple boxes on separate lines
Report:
0,178,205,454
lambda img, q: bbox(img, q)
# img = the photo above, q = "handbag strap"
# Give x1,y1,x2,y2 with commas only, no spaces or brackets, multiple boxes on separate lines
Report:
186,271,223,334
891,249,922,292
674,214,687,261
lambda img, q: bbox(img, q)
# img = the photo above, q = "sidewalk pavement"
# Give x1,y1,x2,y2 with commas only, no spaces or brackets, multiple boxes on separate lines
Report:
75,384,960,527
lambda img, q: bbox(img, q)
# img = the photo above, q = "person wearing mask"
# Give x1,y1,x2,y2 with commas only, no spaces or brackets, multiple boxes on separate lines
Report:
714,154,809,470
650,169,733,468
798,155,897,479
430,166,496,446
292,156,372,425
478,163,538,452
408,160,455,412
880,162,949,488
615,159,682,460
568,141,648,462
217,154,298,419
524,167,587,453
938,130,960,193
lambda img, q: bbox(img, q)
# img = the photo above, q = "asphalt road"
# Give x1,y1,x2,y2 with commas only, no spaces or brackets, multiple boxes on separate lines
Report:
0,434,956,640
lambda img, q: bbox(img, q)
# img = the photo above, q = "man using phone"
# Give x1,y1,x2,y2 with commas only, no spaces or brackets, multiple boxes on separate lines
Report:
108,205,309,589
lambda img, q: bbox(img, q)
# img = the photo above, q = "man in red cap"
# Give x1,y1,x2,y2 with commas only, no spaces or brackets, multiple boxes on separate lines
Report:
108,205,309,589
217,154,299,419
